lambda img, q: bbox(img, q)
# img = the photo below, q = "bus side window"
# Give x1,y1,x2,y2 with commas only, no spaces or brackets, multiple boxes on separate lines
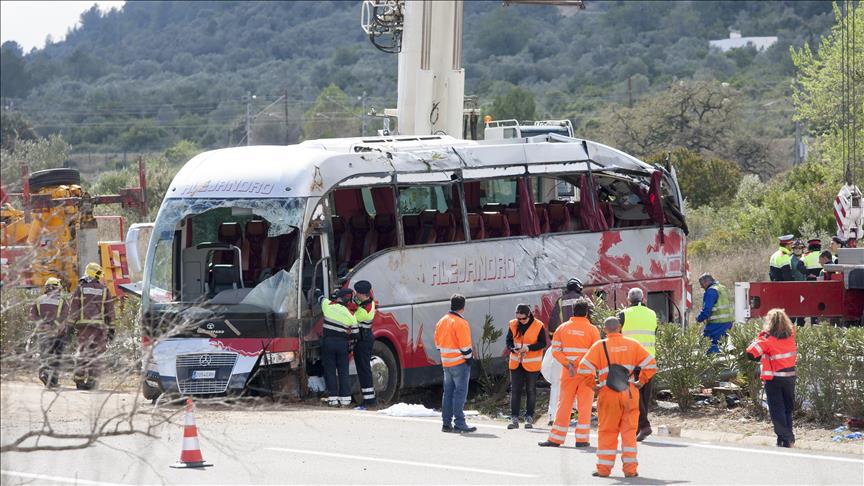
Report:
398,184,462,244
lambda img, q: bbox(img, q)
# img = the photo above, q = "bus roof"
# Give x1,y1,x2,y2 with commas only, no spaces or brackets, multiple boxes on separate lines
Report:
167,135,655,200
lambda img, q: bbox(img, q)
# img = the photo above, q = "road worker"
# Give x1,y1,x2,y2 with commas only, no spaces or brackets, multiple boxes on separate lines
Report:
695,273,732,354
66,263,115,390
579,317,656,478
29,276,68,388
747,308,797,448
802,239,823,280
506,304,546,429
548,277,584,334
434,294,476,433
351,280,377,409
538,299,600,448
320,287,357,407
618,288,657,442
768,234,795,281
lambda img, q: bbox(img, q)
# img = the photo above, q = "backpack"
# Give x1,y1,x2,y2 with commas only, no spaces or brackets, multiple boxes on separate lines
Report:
603,341,632,392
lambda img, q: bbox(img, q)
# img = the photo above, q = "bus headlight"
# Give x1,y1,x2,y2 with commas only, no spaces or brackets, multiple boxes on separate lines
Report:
265,351,296,366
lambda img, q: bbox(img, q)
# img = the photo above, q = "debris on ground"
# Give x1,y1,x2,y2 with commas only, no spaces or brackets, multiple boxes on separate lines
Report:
377,403,440,417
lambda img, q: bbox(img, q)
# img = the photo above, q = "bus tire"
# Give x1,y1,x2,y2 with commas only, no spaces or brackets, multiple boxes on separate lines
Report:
142,379,161,401
372,340,399,405
28,168,80,193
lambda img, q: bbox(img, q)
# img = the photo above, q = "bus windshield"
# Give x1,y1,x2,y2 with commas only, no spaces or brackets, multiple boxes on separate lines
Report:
142,197,306,316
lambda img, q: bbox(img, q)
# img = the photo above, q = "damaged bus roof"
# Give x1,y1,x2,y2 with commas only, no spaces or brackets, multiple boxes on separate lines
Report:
167,135,657,200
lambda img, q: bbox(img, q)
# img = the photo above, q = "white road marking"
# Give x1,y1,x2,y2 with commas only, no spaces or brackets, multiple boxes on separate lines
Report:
649,440,864,464
266,447,537,478
1,470,130,486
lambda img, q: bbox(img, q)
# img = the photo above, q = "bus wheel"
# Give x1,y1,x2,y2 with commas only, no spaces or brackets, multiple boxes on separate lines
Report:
372,340,399,405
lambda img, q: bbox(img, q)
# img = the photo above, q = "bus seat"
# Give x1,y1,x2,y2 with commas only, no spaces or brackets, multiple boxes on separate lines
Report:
482,212,511,238
215,222,242,264
349,214,378,262
466,213,485,241
566,202,582,230
417,210,438,244
482,203,505,213
242,220,268,281
434,212,456,243
534,203,550,233
504,208,522,236
401,214,420,246
331,215,353,266
548,203,572,233
208,264,241,298
374,214,397,250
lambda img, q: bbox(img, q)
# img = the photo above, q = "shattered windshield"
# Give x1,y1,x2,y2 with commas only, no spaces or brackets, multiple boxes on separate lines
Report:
142,198,306,316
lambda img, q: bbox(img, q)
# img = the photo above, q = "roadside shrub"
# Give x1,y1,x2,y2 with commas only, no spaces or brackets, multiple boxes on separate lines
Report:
796,325,864,423
719,320,763,414
655,324,716,409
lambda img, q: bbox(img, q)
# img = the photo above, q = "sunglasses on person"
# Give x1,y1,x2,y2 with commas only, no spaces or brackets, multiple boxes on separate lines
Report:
516,315,529,322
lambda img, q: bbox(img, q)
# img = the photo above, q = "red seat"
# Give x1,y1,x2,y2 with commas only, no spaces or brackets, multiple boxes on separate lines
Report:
465,213,485,241
349,214,378,262
504,208,522,236
548,202,572,233
566,202,582,230
242,220,269,281
434,212,457,243
534,204,551,233
331,216,352,265
416,210,438,244
216,222,242,264
482,212,511,238
374,214,397,250
401,215,420,246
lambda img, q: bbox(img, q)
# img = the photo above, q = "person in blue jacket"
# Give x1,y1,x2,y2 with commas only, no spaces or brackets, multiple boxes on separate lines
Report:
695,273,733,353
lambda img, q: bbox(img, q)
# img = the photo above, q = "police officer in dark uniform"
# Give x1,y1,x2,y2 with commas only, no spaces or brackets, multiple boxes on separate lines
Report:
320,288,358,407
352,280,377,409
29,277,69,388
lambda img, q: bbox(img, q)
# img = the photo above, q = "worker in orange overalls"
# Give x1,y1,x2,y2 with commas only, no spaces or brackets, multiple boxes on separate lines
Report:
538,298,600,447
579,316,656,478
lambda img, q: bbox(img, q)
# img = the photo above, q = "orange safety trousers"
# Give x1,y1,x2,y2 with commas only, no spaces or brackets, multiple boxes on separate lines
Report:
595,385,640,476
548,375,594,445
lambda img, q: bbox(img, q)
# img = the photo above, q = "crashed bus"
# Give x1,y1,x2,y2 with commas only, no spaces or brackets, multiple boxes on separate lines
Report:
140,134,690,402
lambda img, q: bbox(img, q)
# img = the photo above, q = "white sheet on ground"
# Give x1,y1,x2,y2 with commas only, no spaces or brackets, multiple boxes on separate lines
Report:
377,403,440,417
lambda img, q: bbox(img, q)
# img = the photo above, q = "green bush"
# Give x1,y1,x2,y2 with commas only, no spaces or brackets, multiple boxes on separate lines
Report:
719,321,763,414
796,325,864,422
655,324,717,409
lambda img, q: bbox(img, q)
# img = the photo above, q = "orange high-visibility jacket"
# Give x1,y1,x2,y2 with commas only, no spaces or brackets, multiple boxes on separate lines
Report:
578,332,656,388
434,311,473,367
508,318,546,372
747,331,797,381
551,316,600,379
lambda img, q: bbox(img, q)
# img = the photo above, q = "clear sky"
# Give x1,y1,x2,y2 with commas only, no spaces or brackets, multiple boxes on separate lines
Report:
1,1,126,53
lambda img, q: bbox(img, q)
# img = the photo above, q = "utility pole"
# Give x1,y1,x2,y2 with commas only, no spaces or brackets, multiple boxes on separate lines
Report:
361,91,368,137
284,88,290,144
244,92,253,146
627,76,633,108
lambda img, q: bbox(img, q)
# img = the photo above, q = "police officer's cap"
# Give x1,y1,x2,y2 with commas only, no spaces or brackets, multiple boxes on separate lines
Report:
807,238,821,245
778,234,794,243
332,288,354,299
354,280,372,294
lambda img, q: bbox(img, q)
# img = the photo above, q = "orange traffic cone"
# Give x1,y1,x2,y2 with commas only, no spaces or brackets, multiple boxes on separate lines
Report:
170,398,213,469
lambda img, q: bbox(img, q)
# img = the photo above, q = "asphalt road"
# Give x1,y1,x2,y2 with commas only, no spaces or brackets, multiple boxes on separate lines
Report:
1,382,862,485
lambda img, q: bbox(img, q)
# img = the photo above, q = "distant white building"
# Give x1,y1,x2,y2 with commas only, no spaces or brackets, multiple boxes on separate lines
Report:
709,30,778,52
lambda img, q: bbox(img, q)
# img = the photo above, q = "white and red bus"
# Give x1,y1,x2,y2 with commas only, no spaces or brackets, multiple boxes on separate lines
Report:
140,134,689,402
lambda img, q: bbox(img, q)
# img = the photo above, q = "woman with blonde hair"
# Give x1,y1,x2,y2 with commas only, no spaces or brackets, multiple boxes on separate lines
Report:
746,308,797,447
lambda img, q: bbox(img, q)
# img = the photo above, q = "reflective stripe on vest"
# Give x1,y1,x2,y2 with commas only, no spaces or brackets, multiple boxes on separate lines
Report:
769,247,792,268
621,304,658,355
77,287,107,326
508,319,544,372
37,296,64,327
707,283,732,324
355,300,376,329
322,298,358,335
802,251,822,270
